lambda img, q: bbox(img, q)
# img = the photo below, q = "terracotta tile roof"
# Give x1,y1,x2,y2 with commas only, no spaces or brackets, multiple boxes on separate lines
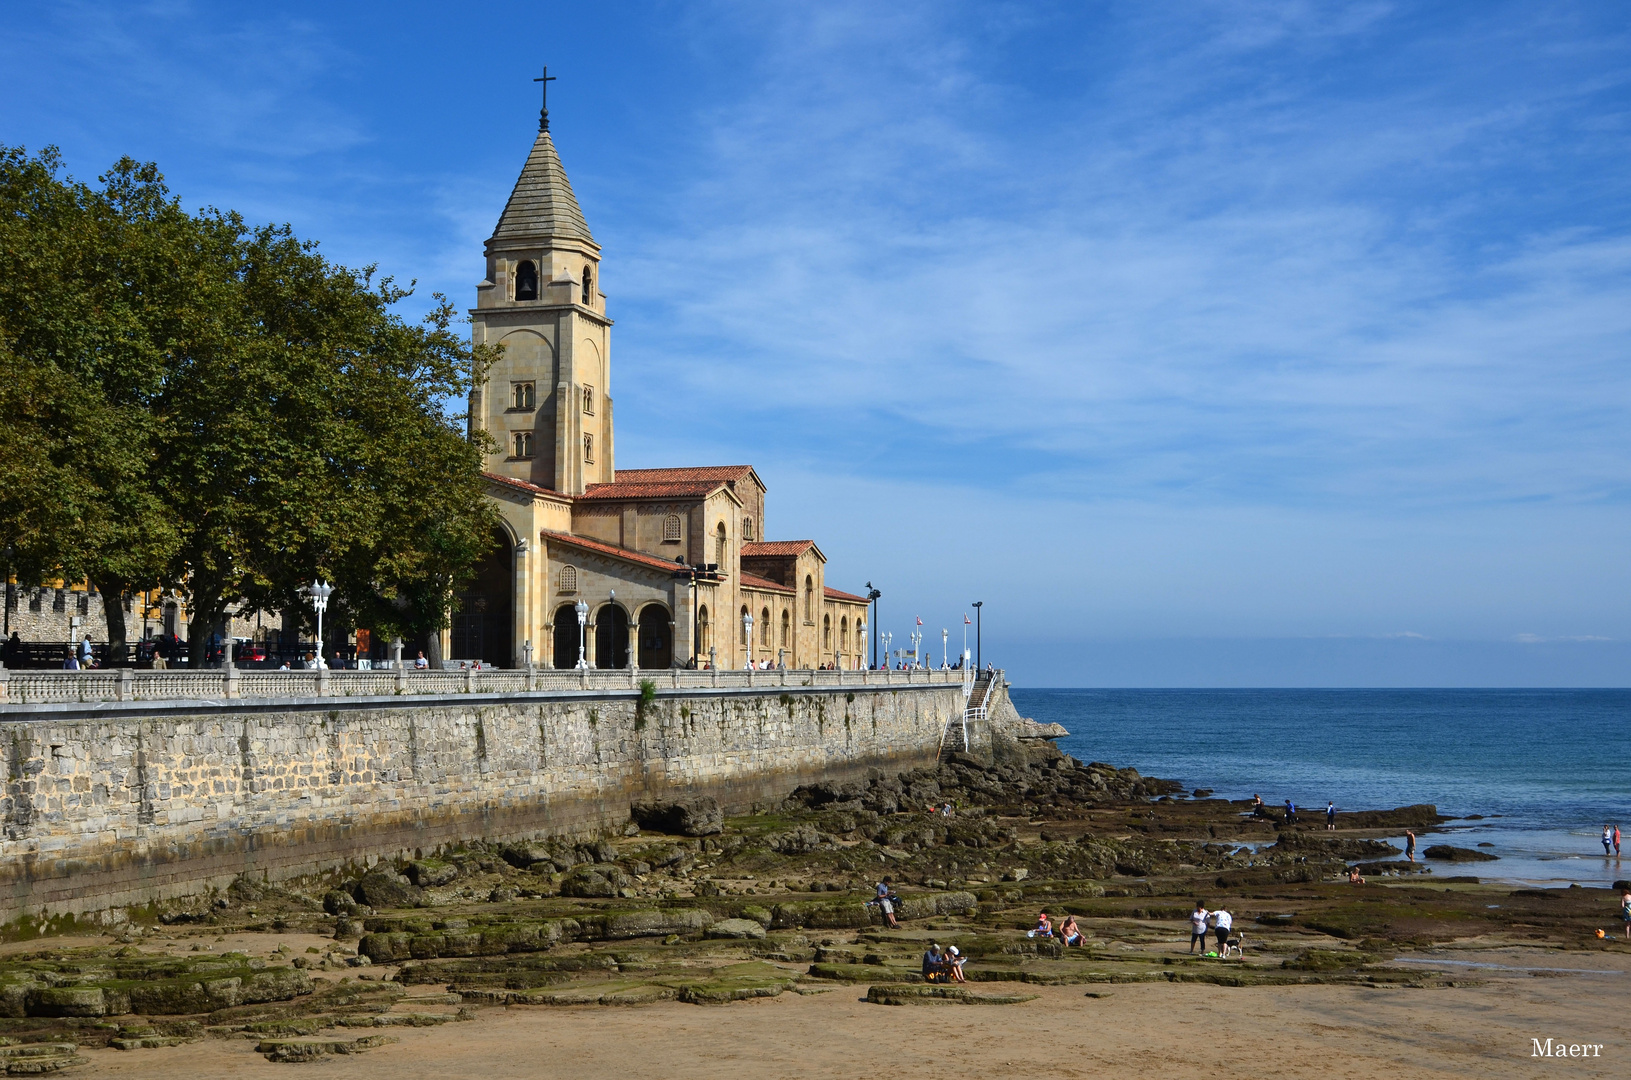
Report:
739,571,793,594
484,472,570,500
823,585,870,604
578,480,724,501
741,540,815,557
541,531,686,575
616,465,755,482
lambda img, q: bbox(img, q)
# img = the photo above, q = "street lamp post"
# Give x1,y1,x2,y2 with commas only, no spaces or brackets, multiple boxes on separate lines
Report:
574,599,589,669
972,600,983,669
910,626,922,669
881,631,892,669
742,610,753,668
941,628,948,669
304,580,333,662
865,583,881,669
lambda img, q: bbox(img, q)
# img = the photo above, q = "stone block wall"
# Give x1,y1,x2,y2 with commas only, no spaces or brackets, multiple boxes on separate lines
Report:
0,683,963,922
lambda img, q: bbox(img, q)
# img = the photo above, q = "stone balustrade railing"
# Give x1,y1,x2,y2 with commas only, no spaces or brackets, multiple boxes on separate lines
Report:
0,664,971,707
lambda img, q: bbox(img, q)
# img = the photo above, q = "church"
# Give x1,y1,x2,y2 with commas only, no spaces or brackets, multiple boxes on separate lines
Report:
453,104,872,671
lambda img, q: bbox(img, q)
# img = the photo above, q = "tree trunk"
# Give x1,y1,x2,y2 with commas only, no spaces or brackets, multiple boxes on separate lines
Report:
92,575,130,667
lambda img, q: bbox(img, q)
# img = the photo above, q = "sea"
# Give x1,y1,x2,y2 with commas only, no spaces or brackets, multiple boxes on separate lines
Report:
1014,688,1631,890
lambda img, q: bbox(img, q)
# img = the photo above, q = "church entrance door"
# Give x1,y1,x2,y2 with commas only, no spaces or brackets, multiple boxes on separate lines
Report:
594,605,629,669
637,605,671,669
451,527,513,667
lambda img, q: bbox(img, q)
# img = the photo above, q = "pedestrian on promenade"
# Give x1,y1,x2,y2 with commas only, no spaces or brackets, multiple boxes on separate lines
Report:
1405,830,1417,862
1326,801,1337,830
78,635,93,668
1189,901,1210,953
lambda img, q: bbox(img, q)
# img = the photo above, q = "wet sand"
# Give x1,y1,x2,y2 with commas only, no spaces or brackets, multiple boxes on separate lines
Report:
72,947,1627,1080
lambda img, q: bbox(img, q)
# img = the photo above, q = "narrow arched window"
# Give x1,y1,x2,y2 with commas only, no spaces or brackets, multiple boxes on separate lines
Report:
559,565,577,593
823,614,831,651
582,265,593,304
513,382,535,410
715,523,727,567
583,433,594,462
841,617,849,651
582,385,594,414
514,432,534,458
760,607,770,646
698,605,710,654
804,575,814,622
515,260,538,301
742,516,755,541
780,609,789,647
740,605,751,645
663,514,683,542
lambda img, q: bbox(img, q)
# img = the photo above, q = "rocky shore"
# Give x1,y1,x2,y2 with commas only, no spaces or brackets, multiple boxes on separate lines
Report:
0,735,1625,1072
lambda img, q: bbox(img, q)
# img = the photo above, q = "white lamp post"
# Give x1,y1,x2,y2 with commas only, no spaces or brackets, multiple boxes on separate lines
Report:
305,580,333,661
881,631,892,668
942,628,948,669
574,598,589,669
742,610,753,668
910,628,922,669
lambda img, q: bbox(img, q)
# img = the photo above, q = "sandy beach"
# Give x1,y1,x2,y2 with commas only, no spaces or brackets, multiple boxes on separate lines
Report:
66,948,1626,1080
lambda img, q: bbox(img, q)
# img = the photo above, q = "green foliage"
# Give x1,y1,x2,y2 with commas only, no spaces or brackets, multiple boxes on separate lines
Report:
635,679,657,730
0,144,497,660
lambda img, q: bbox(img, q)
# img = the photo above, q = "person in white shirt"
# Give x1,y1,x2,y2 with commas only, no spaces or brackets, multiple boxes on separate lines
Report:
1189,901,1210,953
1212,908,1233,954
414,651,430,670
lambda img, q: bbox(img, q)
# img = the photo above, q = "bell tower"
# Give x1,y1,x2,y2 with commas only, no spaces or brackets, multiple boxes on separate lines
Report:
471,83,613,495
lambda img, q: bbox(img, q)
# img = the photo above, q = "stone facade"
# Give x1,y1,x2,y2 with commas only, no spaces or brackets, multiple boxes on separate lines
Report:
460,114,872,671
0,682,964,922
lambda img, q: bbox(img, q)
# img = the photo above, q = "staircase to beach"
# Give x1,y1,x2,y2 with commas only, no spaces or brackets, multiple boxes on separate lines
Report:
939,670,995,762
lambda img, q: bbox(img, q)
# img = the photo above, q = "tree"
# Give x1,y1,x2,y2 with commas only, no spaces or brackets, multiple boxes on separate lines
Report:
0,145,497,665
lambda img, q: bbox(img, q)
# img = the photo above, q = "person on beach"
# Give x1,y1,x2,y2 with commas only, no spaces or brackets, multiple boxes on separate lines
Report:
1251,795,1268,819
946,945,966,982
1615,825,1622,857
1035,912,1054,938
874,879,899,929
1189,902,1210,953
1405,830,1417,862
1621,889,1631,941
1059,915,1085,947
1212,907,1233,955
1284,799,1297,824
1326,802,1337,830
1347,866,1366,885
922,943,945,982
1604,825,1614,856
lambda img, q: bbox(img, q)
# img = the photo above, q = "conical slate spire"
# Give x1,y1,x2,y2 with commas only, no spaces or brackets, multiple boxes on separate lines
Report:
489,130,594,245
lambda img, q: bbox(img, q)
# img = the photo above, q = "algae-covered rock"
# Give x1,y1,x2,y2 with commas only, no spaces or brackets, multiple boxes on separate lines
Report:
406,860,460,888
358,932,414,963
25,986,106,1017
354,869,424,908
631,797,724,837
1422,845,1498,862
770,899,873,930
1282,949,1378,971
559,869,618,898
865,984,1037,1005
704,919,767,940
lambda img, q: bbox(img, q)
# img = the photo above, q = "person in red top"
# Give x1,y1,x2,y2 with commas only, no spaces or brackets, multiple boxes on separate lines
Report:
1035,912,1054,938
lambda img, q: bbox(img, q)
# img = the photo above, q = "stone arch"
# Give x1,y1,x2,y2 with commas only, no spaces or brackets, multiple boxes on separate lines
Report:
715,522,728,567
823,613,832,654
595,601,630,669
780,608,790,648
804,575,815,622
697,604,711,662
760,606,771,647
553,602,584,669
637,603,672,669
452,524,514,666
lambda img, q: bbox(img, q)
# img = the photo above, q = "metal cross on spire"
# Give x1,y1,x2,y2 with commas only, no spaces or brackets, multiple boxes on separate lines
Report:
533,65,557,132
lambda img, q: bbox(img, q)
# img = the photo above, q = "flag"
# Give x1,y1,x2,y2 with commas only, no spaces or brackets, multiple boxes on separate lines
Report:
916,617,923,626
964,614,972,624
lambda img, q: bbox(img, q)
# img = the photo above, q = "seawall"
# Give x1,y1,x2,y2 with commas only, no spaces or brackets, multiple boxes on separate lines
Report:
0,683,965,923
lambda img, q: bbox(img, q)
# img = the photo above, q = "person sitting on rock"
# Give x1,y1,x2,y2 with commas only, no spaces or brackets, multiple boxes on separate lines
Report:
1035,912,1054,938
1059,915,1085,947
1347,866,1366,885
874,878,899,929
946,945,966,982
922,943,945,982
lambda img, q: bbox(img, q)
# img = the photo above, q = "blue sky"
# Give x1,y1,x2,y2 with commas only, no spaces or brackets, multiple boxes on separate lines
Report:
4,1,1630,686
